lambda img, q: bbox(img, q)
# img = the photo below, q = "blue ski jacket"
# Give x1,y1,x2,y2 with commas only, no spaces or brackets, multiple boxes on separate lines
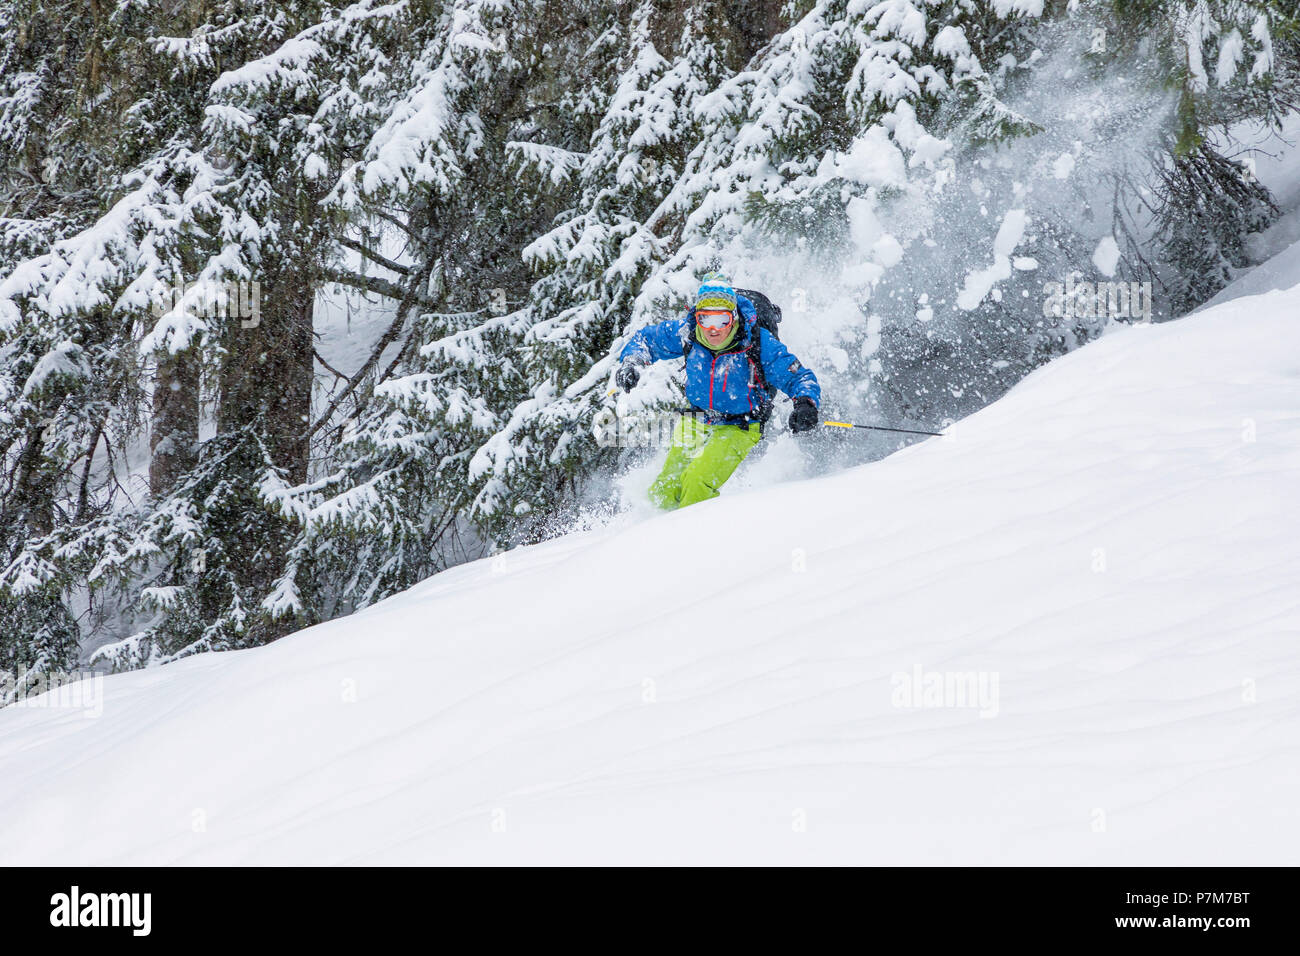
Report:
618,294,820,425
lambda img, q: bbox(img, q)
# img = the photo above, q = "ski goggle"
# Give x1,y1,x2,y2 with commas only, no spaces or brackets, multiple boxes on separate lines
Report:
695,308,735,330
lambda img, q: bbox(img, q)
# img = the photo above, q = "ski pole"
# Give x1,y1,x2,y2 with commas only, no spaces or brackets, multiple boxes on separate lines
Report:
821,420,944,437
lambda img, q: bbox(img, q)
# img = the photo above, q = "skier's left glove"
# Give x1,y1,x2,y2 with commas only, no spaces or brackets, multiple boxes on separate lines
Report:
789,396,818,433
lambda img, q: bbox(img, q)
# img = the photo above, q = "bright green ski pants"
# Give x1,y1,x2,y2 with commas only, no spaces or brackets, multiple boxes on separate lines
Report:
648,414,763,510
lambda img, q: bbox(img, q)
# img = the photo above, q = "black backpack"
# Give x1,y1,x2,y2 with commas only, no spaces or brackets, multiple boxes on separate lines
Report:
734,287,783,343
682,287,783,424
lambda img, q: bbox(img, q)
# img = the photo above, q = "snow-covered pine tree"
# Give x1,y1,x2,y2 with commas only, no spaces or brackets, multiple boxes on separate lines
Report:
0,0,407,671
0,0,208,683
1105,0,1299,310
263,0,594,606
100,0,415,663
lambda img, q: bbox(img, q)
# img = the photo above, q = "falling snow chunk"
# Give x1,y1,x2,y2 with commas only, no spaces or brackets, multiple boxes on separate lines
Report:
832,126,908,189
1093,235,1121,277
956,210,1025,310
846,195,884,251
994,209,1028,258
872,235,905,268
1052,152,1075,180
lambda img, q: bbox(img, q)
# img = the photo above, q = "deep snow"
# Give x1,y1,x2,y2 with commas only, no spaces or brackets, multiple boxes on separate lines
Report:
2,279,1299,864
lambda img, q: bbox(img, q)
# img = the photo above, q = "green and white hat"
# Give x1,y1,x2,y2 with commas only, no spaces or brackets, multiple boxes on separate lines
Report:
695,272,737,313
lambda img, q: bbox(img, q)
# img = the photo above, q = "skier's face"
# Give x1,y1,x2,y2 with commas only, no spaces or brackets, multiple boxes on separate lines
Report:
696,309,735,347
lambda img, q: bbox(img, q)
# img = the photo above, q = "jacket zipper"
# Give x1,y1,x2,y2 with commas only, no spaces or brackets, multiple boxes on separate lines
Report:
709,353,717,409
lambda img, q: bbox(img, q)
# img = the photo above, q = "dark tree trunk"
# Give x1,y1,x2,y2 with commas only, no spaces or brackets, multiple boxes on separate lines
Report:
722,0,783,63
648,0,785,67
217,272,314,484
150,347,200,497
12,423,54,537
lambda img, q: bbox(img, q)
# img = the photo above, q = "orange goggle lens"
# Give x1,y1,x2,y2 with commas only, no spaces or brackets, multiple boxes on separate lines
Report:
696,309,735,330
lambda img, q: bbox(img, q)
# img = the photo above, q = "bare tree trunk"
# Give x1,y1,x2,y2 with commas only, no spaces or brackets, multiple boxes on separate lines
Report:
12,422,54,536
150,347,199,497
217,271,314,484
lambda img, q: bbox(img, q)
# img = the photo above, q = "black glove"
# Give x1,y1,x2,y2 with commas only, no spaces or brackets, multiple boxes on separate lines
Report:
615,363,640,392
789,396,818,433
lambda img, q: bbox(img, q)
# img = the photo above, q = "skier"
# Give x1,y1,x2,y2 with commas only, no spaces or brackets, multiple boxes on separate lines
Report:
614,273,821,510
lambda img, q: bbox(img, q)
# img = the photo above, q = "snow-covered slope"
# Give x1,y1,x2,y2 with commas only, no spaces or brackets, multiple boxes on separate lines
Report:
3,286,1300,865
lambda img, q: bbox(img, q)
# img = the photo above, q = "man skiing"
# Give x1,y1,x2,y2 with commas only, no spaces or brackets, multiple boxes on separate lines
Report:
614,273,821,510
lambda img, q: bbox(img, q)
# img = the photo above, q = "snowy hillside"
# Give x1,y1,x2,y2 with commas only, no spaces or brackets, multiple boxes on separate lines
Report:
2,283,1299,865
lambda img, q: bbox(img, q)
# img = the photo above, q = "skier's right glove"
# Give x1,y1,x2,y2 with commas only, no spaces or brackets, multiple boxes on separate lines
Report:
789,396,818,433
615,363,641,392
